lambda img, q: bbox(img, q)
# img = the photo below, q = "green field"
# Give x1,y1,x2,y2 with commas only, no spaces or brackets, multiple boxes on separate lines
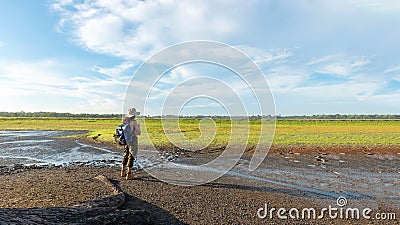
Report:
0,117,399,150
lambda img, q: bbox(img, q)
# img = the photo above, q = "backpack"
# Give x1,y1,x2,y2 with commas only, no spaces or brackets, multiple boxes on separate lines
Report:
113,124,127,146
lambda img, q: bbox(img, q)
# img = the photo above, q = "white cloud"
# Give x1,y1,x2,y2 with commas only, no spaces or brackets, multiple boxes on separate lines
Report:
74,95,122,114
384,65,400,74
0,60,72,88
292,81,382,101
350,0,400,12
52,0,253,60
316,64,350,76
272,79,394,115
306,55,336,65
158,66,195,85
265,66,309,93
48,0,400,114
78,14,124,52
262,54,389,107
309,55,371,76
92,61,137,79
370,92,400,105
351,58,370,70
0,41,4,48
0,59,129,113
236,45,293,65
158,78,254,115
392,75,400,81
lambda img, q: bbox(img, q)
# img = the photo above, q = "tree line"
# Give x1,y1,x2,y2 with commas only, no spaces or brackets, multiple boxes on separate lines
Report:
279,114,400,120
0,111,399,119
0,111,121,118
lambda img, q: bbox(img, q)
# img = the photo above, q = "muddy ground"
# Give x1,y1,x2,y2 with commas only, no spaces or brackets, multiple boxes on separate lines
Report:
0,131,399,224
0,155,399,224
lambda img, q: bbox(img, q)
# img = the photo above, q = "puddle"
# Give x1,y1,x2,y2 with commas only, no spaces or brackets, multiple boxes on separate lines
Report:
0,130,120,166
0,140,54,145
1,130,399,205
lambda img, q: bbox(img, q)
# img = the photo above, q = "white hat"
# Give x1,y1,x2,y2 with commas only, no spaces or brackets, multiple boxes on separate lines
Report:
125,108,140,118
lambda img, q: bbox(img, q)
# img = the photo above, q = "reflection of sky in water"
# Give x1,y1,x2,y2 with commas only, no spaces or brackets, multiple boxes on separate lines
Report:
0,131,398,205
0,130,63,138
0,130,120,166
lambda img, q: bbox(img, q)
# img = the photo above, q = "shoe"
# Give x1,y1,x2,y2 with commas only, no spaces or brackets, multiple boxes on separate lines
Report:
121,169,127,177
126,172,135,180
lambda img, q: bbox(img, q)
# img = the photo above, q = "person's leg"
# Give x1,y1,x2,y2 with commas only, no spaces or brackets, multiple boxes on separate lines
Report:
131,136,138,159
121,145,129,177
126,145,135,179
126,136,139,179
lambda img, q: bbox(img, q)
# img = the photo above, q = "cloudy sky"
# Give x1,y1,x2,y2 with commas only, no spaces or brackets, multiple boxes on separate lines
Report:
0,0,399,115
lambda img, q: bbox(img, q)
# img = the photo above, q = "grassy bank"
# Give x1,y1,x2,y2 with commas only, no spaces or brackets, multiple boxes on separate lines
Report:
0,117,399,150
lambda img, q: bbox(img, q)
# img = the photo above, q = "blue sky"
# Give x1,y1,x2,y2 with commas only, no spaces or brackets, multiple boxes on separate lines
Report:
0,0,399,115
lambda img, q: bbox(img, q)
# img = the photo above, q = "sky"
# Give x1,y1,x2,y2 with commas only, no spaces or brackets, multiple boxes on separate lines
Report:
0,0,399,115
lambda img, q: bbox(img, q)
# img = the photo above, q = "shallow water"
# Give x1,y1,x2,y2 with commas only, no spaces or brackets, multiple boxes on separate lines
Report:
0,130,120,166
1,130,399,206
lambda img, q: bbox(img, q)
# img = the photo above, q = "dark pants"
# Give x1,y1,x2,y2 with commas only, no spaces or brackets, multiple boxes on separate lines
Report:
122,145,133,168
122,136,138,168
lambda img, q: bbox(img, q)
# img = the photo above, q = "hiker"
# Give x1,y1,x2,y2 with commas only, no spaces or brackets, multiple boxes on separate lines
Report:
121,108,141,180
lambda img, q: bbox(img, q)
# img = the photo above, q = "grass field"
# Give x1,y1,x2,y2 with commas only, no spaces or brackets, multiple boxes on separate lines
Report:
0,117,399,151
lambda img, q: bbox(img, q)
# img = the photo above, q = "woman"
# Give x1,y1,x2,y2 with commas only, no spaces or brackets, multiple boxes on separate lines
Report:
121,108,141,180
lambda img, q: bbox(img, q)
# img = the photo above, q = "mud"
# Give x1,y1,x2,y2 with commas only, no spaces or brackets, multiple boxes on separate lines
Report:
0,130,399,224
